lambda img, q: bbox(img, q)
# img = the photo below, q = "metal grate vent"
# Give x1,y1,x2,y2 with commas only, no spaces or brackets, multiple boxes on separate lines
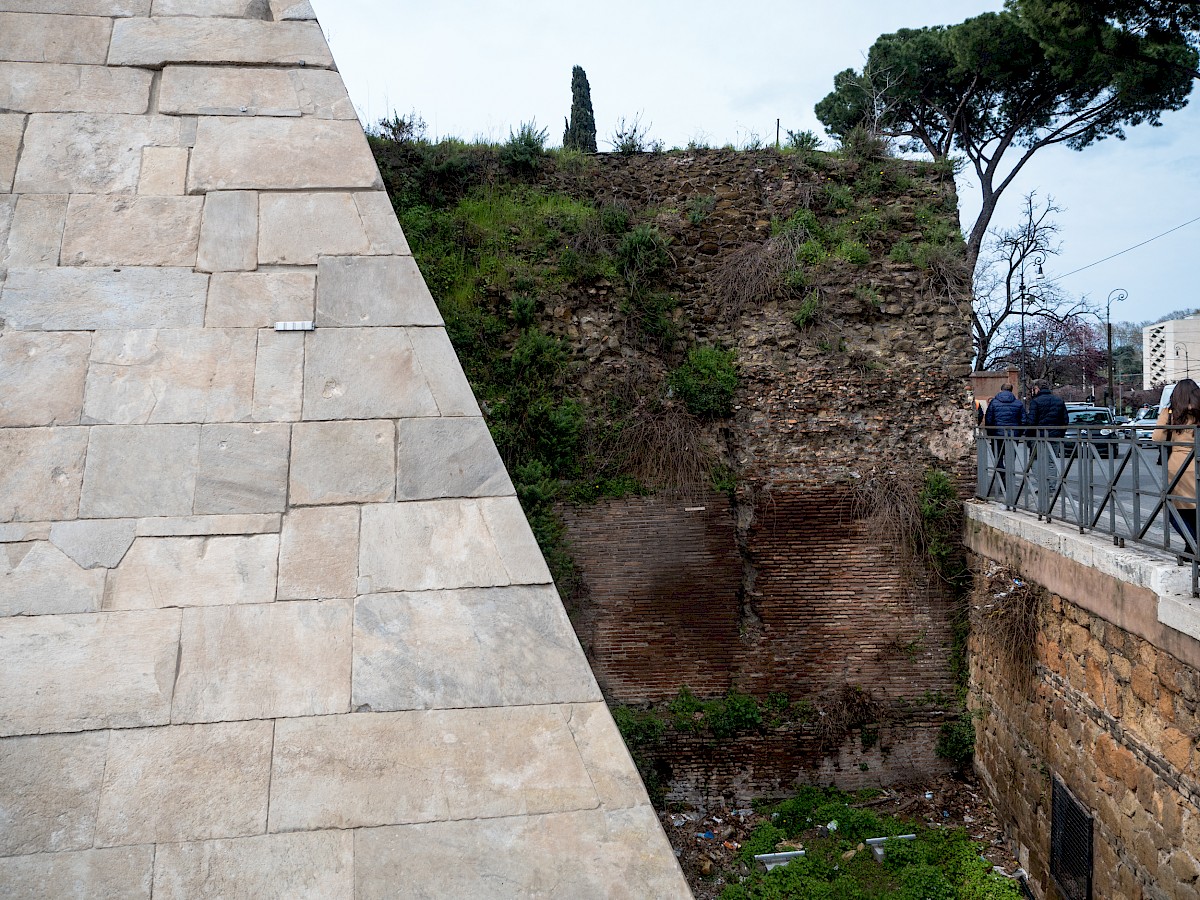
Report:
1050,775,1093,900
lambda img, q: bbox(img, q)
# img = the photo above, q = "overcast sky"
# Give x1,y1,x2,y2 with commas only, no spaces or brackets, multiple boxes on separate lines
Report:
312,0,1200,329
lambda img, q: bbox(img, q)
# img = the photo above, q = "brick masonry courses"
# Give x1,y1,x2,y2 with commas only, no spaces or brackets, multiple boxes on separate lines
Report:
0,4,690,898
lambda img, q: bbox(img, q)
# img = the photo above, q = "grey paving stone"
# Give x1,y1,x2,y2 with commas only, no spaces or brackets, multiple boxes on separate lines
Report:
395,417,513,500
357,498,552,594
14,113,183,194
172,598,352,723
301,328,439,421
160,65,354,118
79,424,200,518
409,327,482,416
0,12,112,64
352,585,600,711
49,519,137,569
0,267,208,330
0,330,91,426
61,195,203,267
134,513,280,537
252,329,304,421
194,423,289,514
205,270,314,327
0,0,149,13
104,534,279,609
153,831,352,900
0,426,89,522
258,192,371,265
196,190,257,272
94,721,272,846
152,0,271,16
315,255,442,327
189,117,380,192
276,505,358,601
289,419,394,505
0,846,154,900
354,807,692,900
83,328,256,425
0,62,152,114
0,113,24,192
1,541,106,616
137,146,188,195
108,17,333,67
0,730,108,855
0,609,181,736
268,706,598,831
5,193,68,267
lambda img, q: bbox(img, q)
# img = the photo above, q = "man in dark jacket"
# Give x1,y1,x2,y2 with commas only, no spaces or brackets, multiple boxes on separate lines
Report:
1024,379,1068,480
984,383,1024,486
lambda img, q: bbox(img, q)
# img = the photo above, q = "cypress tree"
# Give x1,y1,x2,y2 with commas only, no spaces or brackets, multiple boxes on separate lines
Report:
562,65,597,152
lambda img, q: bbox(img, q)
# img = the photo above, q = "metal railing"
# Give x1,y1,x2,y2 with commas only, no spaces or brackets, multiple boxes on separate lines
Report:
975,425,1200,596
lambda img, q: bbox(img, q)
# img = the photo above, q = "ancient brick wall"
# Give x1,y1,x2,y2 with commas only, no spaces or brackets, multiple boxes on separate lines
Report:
970,567,1200,897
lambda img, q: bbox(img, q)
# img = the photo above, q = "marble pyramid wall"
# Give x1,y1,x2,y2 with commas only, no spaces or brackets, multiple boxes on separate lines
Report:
0,2,691,896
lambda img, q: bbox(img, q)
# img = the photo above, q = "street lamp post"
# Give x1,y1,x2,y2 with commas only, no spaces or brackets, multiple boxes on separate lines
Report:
1106,288,1127,411
1176,342,1191,380
1018,253,1046,398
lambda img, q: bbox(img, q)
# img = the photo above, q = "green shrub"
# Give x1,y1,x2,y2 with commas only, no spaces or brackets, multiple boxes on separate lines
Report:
611,705,666,748
616,224,671,294
510,295,537,328
835,240,871,265
600,203,631,235
785,129,822,152
708,690,763,738
796,239,828,267
670,347,738,418
889,240,915,264
792,291,821,329
936,716,976,768
500,120,549,175
688,194,717,225
824,183,855,211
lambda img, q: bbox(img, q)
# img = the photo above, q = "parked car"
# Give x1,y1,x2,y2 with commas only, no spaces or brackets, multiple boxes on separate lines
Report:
1063,406,1120,457
1128,406,1160,444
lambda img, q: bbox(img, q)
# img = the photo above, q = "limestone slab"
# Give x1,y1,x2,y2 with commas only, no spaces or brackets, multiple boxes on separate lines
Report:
268,706,598,831
61,194,203,267
194,422,289,514
197,190,257,272
14,113,183,194
409,326,482,416
316,255,442,327
0,267,207,330
160,65,354,118
4,194,68,267
289,419,394,505
0,426,88,522
252,329,304,421
0,730,108,855
153,831,353,900
135,513,280,537
279,0,314,19
353,585,600,711
0,609,180,736
258,192,368,265
83,329,256,425
0,113,25,192
0,846,154,900
1,542,107,616
301,327,439,421
0,330,91,426
152,0,271,16
0,62,152,114
563,702,651,811
138,146,188,195
0,522,50,543
205,270,314,327
0,194,13,255
189,117,379,192
79,424,199,518
354,807,691,900
0,12,112,64
353,191,410,254
395,417,513,500
109,17,334,67
104,534,278,609
0,1,149,13
50,519,137,569
276,505,358,601
359,498,551,594
173,598,351,722
95,721,272,846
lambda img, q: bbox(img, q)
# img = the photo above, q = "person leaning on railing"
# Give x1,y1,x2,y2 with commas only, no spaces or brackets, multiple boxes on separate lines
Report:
1153,377,1200,545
